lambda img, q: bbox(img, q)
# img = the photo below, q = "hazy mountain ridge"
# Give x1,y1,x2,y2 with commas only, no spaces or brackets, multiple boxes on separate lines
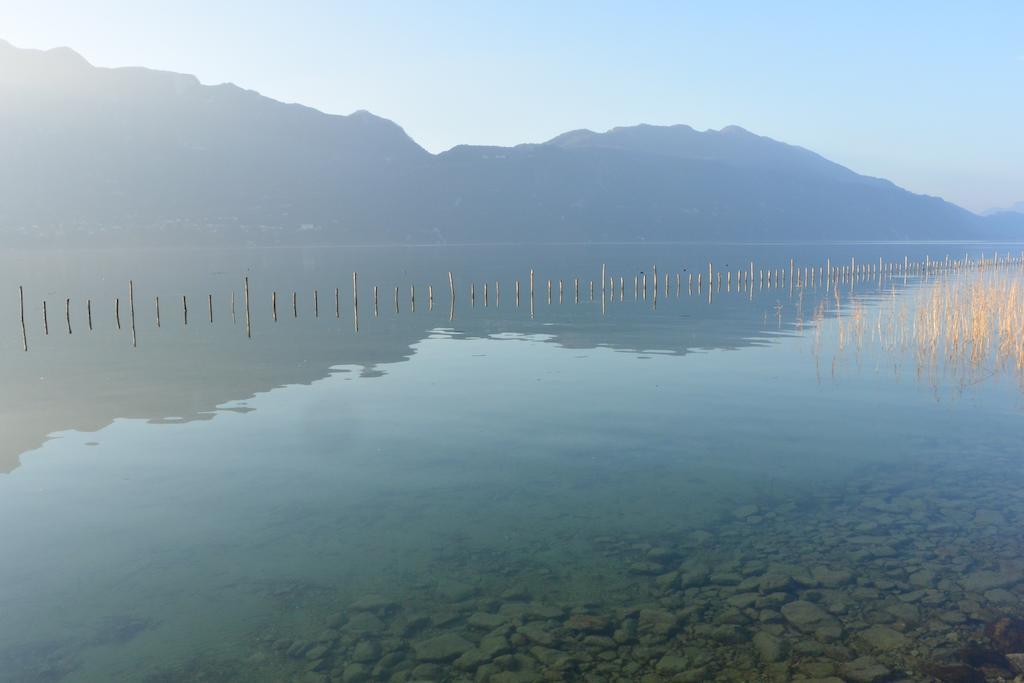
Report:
1,39,1019,245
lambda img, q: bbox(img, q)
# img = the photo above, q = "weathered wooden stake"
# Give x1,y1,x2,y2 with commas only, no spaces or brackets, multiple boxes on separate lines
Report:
129,280,137,348
373,286,379,317
43,300,49,335
87,299,92,330
208,293,214,323
156,297,161,327
65,298,71,335
19,286,27,351
335,287,341,318
314,289,319,318
244,276,251,338
272,291,278,321
116,298,121,329
292,291,298,318
353,272,360,331
182,295,187,326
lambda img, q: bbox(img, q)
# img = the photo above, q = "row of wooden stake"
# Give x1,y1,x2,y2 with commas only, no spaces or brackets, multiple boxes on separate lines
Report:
17,252,1024,351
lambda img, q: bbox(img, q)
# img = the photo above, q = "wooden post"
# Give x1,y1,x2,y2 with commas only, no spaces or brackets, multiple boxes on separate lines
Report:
156,297,161,327
619,276,624,302
19,286,28,351
314,289,319,318
550,279,555,305
65,298,71,335
428,283,434,311
394,285,400,314
292,291,298,318
589,280,594,302
483,282,488,307
515,279,520,307
87,299,92,331
208,293,214,323
182,295,187,325
530,269,535,319
470,282,475,307
495,281,500,308
129,281,137,348
448,271,455,305
231,291,236,323
575,277,580,304
43,300,49,335
243,278,251,339
116,298,121,330
336,287,340,318
353,272,360,331
244,276,251,338
272,291,278,321
373,286,379,317
411,285,416,312
601,263,606,301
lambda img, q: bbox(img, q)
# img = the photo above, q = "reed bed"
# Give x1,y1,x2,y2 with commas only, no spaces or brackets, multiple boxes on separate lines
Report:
827,270,1024,391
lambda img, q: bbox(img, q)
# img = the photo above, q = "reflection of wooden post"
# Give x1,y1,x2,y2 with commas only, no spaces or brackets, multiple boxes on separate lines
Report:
19,286,27,351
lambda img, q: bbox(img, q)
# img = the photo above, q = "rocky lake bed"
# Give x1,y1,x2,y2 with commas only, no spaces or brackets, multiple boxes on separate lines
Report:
225,450,1024,683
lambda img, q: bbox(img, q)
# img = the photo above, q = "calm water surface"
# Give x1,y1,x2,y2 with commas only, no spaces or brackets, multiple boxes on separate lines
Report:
1,244,1023,683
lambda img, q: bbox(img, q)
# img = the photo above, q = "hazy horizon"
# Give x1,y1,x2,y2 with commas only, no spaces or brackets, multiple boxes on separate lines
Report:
2,1,1021,213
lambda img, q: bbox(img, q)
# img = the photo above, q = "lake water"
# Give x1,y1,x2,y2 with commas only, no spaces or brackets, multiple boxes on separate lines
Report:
1,243,1023,683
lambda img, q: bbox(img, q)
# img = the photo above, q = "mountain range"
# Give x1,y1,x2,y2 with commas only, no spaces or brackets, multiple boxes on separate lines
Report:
1,39,1020,246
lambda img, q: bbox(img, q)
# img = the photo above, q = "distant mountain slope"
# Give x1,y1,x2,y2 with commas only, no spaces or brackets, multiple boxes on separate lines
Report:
0,39,1020,246
984,201,1024,216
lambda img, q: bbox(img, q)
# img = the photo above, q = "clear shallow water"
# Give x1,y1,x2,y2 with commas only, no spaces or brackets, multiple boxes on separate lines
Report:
1,244,1023,683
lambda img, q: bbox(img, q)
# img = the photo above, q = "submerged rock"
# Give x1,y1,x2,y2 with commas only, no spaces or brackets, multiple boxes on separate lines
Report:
840,656,891,682
412,633,473,662
856,624,907,652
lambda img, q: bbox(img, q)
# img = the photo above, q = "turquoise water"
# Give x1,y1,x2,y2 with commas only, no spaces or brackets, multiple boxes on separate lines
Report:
1,245,1023,682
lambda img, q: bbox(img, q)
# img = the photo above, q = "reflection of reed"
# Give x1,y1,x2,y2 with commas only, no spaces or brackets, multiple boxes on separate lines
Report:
825,270,1024,392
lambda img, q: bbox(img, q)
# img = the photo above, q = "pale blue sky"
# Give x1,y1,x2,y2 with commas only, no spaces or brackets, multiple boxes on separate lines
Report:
2,1,1021,212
